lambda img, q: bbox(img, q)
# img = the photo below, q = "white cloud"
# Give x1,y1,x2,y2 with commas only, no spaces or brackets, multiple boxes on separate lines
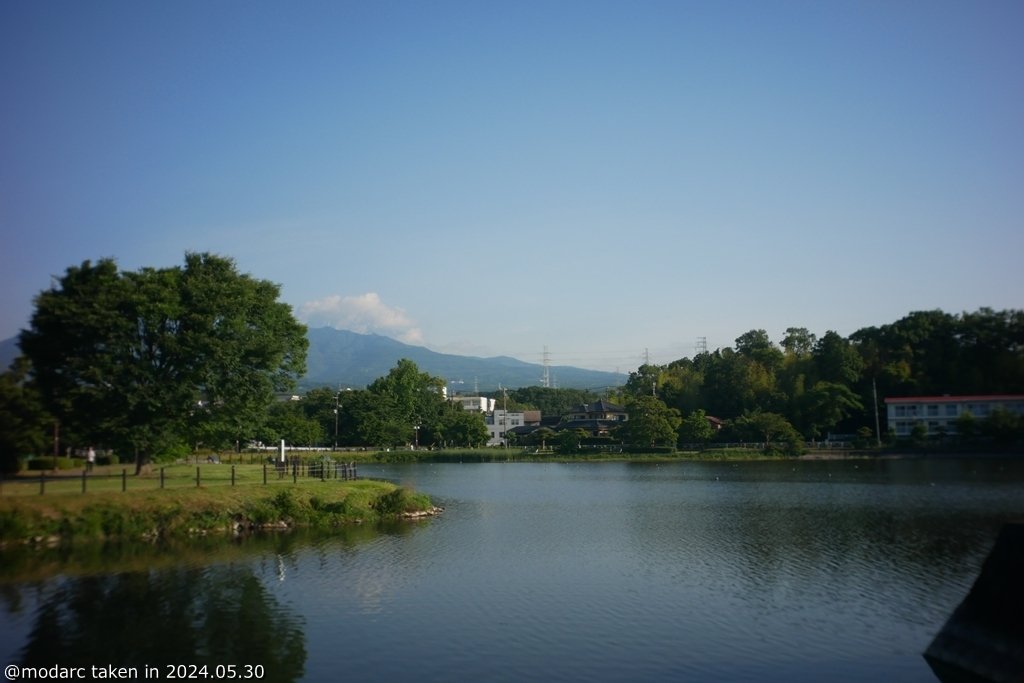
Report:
298,293,424,345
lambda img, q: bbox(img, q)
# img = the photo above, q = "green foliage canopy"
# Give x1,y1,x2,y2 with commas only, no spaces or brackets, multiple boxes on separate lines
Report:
0,358,51,473
19,254,307,471
621,395,681,447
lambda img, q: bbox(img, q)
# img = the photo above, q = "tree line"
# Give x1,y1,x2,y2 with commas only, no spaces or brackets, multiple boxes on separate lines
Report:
262,359,490,451
2,252,1022,472
479,309,1024,453
585,310,1023,451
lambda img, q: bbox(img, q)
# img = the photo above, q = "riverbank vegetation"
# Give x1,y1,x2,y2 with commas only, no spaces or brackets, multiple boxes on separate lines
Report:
0,477,435,545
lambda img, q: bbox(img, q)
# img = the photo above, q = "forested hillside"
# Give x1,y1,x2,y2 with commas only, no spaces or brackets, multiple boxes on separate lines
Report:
614,308,1023,440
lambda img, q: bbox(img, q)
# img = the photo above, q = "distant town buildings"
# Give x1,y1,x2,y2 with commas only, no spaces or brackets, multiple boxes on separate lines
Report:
449,396,630,445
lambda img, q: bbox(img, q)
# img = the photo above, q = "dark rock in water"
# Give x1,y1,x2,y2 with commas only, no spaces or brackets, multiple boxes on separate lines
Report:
924,522,1024,683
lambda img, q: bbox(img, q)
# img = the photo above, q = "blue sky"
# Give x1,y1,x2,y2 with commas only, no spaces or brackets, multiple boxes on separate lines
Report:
2,0,1022,372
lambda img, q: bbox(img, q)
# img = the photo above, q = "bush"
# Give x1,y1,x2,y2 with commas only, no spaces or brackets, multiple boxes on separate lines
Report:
270,489,300,519
26,456,78,470
372,487,430,516
154,443,191,463
97,453,120,466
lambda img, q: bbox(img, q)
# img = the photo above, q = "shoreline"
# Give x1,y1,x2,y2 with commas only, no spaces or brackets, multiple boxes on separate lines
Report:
0,479,438,547
357,448,1024,464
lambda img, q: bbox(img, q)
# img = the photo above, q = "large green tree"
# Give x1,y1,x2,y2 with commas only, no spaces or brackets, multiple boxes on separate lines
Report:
812,330,864,386
621,395,681,448
623,363,664,399
360,359,453,447
295,387,344,447
678,408,715,444
19,254,307,472
800,381,864,438
261,400,325,447
730,411,803,454
432,403,490,447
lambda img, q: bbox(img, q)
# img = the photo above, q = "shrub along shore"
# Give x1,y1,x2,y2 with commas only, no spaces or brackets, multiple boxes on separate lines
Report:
0,476,438,546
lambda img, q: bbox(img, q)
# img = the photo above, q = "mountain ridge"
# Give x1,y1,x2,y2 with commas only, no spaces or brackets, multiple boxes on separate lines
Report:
0,329,625,392
303,327,624,391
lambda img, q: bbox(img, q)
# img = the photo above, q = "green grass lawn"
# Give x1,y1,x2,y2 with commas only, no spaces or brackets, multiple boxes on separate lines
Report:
1,462,358,496
0,467,435,544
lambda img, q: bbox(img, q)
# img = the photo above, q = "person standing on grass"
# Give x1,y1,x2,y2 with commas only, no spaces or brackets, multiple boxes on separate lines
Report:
86,447,96,472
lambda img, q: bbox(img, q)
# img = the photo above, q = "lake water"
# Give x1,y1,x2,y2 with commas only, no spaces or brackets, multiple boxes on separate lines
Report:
2,458,1023,682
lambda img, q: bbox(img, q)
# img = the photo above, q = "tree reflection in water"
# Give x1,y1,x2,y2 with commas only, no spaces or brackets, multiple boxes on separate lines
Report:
18,565,306,682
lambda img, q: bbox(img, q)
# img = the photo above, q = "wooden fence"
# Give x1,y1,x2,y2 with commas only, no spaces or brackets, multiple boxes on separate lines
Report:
0,458,358,497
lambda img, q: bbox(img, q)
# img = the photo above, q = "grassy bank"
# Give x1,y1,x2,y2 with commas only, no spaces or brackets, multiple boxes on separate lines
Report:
0,479,436,545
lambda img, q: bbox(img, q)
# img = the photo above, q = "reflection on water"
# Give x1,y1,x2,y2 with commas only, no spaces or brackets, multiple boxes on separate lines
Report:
1,458,1022,682
11,565,305,682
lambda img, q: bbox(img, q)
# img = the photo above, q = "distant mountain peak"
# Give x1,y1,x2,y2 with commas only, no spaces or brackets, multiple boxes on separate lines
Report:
302,327,623,391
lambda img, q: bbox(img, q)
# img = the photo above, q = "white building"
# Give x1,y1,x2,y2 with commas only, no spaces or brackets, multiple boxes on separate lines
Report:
486,409,525,446
451,396,496,413
885,394,1024,437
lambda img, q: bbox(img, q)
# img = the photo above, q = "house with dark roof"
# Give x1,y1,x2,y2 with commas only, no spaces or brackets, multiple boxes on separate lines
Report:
560,399,628,437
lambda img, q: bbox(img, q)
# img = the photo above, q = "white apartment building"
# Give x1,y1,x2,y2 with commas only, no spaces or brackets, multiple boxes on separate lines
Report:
885,394,1024,437
451,396,496,413
486,409,525,446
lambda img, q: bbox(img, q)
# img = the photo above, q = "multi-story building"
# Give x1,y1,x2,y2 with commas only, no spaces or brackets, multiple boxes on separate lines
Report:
486,409,526,446
885,394,1024,437
451,396,496,413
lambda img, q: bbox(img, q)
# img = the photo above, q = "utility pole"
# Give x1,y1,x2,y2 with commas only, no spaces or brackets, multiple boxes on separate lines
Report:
334,390,341,451
873,377,882,447
502,387,508,448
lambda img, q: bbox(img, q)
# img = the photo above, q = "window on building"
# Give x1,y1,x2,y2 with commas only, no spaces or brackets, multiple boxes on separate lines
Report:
945,405,958,417
927,405,939,417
